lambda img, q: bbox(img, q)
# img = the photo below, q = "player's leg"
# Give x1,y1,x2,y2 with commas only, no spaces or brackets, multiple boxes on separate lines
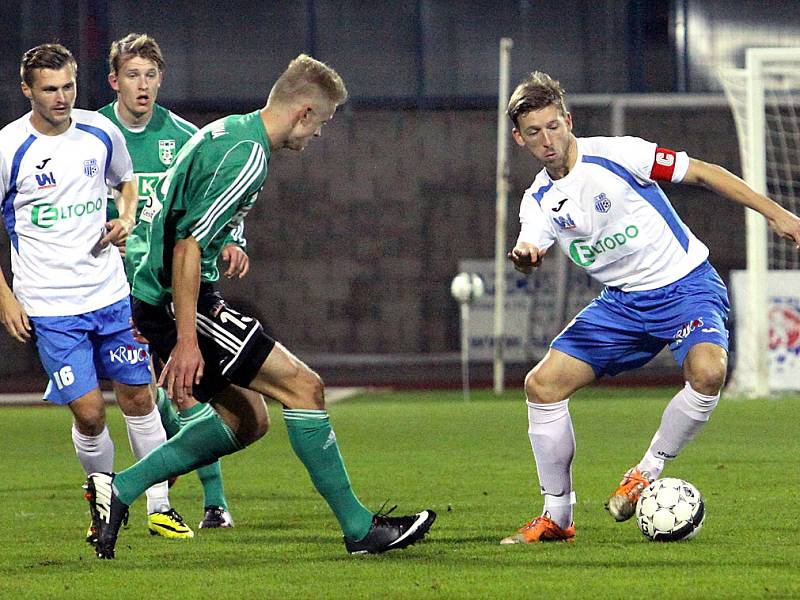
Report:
30,314,119,545
94,297,193,539
636,343,727,480
607,262,730,521
500,348,595,544
67,389,114,474
247,343,436,554
31,314,116,475
86,293,266,556
196,384,265,528
113,380,193,539
150,351,236,529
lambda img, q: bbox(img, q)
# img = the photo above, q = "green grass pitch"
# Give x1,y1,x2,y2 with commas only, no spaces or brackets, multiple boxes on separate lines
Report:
0,387,798,599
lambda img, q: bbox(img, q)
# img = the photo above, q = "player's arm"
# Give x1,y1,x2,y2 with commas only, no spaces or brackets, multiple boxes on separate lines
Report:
100,180,137,251
508,190,553,274
158,236,204,406
221,224,250,279
0,156,29,341
0,268,30,342
681,158,800,248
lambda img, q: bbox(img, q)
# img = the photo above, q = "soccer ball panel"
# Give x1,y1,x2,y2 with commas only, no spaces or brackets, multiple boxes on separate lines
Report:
635,477,705,542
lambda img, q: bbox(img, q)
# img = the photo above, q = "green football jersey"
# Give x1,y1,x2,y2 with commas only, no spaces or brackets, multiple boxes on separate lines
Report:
99,102,197,222
128,110,270,305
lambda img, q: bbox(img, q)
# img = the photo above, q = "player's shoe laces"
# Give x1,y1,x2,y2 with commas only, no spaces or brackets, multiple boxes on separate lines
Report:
199,505,234,529
84,472,129,559
344,506,436,554
148,508,194,538
499,513,576,544
606,466,653,522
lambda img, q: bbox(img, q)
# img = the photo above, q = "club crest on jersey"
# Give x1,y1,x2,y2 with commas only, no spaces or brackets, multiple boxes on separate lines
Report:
158,139,176,166
594,192,611,213
552,214,576,230
83,159,98,177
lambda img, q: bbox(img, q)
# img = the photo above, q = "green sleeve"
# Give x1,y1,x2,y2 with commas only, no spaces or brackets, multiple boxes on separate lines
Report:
222,222,247,251
175,141,266,249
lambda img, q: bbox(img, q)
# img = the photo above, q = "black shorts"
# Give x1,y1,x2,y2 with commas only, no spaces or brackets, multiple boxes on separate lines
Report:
132,283,275,402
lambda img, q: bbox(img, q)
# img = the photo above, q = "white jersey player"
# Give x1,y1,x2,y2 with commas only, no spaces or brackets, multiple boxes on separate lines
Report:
500,71,800,544
0,107,131,316
0,43,192,541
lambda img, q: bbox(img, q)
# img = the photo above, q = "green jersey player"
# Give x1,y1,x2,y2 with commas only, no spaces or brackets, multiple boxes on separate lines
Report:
99,33,250,530
85,53,435,560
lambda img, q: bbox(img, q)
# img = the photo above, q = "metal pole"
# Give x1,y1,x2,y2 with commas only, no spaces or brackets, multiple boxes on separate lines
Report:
493,37,513,395
460,302,470,401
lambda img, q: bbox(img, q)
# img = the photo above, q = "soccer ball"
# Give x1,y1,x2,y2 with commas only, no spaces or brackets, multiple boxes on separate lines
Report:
450,272,485,304
635,477,705,541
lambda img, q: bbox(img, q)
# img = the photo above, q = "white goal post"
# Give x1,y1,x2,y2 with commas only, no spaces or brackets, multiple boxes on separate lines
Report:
719,48,800,396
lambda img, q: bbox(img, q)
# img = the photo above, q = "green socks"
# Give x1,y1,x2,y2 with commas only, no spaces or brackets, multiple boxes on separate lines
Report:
154,387,181,438
284,409,373,540
114,403,241,506
196,462,228,509
154,388,229,509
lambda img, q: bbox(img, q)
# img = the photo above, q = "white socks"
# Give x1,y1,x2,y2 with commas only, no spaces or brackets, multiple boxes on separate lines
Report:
527,399,576,528
72,425,114,475
638,382,720,479
124,406,170,513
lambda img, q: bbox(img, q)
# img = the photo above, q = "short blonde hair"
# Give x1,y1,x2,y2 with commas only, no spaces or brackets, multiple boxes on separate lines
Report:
20,43,77,87
108,33,165,75
507,71,568,128
268,54,348,106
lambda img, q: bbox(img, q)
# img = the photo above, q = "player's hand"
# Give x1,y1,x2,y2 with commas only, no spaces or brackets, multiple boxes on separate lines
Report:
99,217,134,250
507,242,547,274
768,207,800,250
221,244,250,279
0,291,31,342
158,338,204,404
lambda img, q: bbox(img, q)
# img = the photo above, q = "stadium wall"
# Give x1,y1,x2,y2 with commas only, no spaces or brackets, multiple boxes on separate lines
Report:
0,103,742,390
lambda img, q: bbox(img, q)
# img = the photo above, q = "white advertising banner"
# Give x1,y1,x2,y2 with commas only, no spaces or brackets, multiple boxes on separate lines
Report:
458,259,533,362
730,270,800,391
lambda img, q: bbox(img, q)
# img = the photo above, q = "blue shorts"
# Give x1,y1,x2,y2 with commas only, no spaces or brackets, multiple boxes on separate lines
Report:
551,261,730,378
32,297,152,405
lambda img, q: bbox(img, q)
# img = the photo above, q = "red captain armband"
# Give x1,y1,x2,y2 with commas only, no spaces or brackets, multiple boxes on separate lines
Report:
650,147,677,181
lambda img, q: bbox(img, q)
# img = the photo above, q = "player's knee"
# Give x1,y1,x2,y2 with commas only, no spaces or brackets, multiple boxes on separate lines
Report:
305,370,326,410
117,384,154,415
286,369,325,410
75,414,106,437
687,365,726,396
237,416,269,447
525,367,560,404
73,411,106,436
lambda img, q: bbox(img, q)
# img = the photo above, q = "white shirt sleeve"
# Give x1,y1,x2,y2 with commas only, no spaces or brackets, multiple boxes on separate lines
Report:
104,121,133,188
604,136,689,184
670,152,690,183
517,193,556,250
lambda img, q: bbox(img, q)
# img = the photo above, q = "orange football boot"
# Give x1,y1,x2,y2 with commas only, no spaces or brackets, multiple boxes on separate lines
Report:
500,514,576,544
606,466,653,522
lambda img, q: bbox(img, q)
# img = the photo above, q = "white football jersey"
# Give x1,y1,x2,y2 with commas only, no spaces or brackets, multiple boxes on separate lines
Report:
0,109,133,316
517,136,707,291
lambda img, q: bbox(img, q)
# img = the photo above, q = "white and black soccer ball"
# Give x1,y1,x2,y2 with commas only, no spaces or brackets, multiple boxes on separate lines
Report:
635,477,705,542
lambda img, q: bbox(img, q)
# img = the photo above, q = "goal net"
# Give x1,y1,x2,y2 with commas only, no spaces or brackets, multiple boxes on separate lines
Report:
719,48,800,395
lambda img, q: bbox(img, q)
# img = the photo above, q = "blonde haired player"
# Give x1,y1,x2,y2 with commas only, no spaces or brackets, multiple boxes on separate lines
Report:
502,71,800,543
84,54,435,559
